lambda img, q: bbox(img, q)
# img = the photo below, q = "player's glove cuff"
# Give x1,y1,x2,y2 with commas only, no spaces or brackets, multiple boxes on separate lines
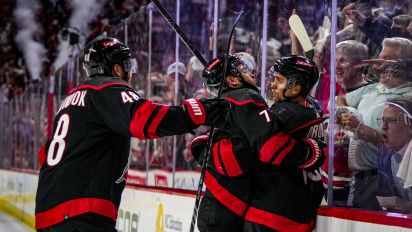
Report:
189,135,209,163
183,98,207,125
298,138,326,172
183,98,230,127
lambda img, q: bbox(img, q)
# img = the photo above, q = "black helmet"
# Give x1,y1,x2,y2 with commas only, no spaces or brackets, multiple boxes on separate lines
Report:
82,37,137,78
202,55,254,96
269,55,319,96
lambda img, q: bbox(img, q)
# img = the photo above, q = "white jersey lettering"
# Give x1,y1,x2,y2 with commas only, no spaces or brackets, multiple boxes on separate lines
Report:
57,90,87,114
71,92,81,105
64,94,74,108
187,99,202,115
58,98,68,113
78,90,87,106
121,91,134,103
307,123,325,139
259,110,271,123
128,91,140,101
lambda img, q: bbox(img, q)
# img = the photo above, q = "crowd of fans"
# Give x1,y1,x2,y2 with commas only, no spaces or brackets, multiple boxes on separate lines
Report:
0,0,144,102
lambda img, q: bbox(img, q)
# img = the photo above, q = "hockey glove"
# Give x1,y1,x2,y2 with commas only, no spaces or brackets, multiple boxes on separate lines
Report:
298,138,326,172
189,135,209,163
183,98,230,128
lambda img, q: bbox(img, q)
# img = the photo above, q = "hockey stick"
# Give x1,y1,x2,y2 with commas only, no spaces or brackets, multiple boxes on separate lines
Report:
189,4,247,232
151,0,207,66
149,0,246,230
289,14,314,60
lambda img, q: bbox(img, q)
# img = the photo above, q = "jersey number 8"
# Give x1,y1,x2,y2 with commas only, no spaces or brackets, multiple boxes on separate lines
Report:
47,114,70,166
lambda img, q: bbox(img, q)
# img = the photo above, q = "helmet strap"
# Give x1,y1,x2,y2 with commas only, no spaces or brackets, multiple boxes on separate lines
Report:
281,77,301,101
281,88,300,101
240,77,259,92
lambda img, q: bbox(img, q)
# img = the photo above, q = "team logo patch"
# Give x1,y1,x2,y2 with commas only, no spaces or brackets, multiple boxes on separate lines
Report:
206,58,222,72
102,39,119,48
296,60,313,67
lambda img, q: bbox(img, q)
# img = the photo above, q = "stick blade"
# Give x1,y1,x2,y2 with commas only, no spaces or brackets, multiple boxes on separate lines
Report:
289,14,313,56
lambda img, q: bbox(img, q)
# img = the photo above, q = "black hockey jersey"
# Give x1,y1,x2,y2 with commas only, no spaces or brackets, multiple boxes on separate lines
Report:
244,102,326,232
35,76,204,229
203,87,323,217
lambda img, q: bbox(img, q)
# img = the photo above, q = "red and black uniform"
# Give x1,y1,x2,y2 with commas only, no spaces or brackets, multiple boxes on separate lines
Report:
194,87,323,232
35,76,218,230
244,102,326,232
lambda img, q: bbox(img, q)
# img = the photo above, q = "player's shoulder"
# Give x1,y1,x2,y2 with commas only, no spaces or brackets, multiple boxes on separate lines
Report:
225,88,267,107
271,102,310,113
271,102,318,121
69,76,134,95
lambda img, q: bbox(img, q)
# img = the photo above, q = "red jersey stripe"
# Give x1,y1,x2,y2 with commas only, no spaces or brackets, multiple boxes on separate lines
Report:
273,138,296,165
130,101,157,139
219,139,243,176
68,82,131,95
38,144,46,166
226,97,267,107
259,131,290,163
288,117,324,133
204,171,247,216
35,198,117,229
147,105,170,139
212,143,225,175
245,206,312,232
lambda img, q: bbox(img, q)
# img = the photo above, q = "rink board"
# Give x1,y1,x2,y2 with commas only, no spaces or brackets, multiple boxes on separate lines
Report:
1,168,412,232
0,169,36,229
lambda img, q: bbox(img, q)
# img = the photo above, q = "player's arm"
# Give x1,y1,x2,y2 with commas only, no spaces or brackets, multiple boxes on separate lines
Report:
233,99,323,169
93,85,229,139
189,97,323,173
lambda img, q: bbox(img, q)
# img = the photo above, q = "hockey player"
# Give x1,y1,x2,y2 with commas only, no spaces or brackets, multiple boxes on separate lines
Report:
243,56,326,232
34,37,230,232
191,55,325,232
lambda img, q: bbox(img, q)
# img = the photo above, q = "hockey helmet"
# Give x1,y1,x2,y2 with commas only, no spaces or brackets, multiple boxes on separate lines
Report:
202,55,254,96
82,37,137,78
268,55,319,96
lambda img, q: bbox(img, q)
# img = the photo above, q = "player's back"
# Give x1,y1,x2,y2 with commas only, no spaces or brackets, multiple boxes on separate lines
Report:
35,76,133,229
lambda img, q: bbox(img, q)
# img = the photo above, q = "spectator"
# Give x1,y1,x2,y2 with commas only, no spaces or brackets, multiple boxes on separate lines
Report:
377,96,412,213
336,37,412,210
185,56,205,98
335,40,371,93
321,40,371,206
165,61,188,105
342,3,412,49
165,62,190,169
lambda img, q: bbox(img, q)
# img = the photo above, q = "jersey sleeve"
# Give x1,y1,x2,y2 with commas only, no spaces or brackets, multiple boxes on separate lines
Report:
91,85,196,139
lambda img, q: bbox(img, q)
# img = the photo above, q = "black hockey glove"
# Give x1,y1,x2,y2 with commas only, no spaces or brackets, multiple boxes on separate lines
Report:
299,139,326,172
183,98,230,128
189,135,209,163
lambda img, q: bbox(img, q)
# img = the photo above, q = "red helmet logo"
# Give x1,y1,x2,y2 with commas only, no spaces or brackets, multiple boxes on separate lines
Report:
102,39,119,48
206,58,222,72
296,60,313,68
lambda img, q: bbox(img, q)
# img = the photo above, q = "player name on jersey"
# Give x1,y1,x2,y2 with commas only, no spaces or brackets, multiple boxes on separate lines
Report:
307,123,325,140
57,90,87,114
